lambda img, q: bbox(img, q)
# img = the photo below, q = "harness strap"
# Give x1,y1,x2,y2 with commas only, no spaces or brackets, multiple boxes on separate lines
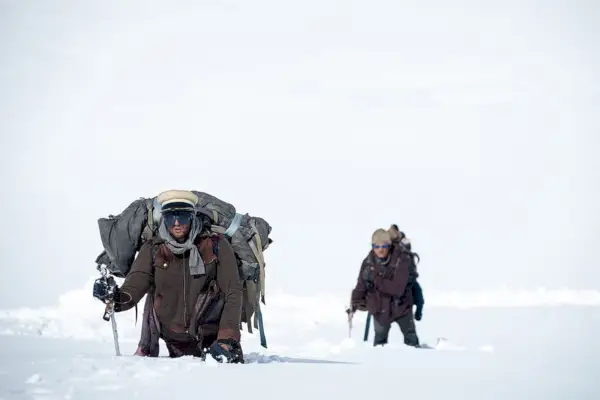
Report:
146,199,155,232
141,199,156,242
247,223,268,349
224,213,243,237
245,281,258,330
210,225,226,235
248,220,266,303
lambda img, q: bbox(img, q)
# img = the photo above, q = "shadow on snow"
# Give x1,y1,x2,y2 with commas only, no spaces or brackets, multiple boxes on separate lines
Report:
244,352,358,365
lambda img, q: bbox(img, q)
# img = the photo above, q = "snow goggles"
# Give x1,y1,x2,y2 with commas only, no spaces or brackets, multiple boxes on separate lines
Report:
372,243,390,249
163,211,194,227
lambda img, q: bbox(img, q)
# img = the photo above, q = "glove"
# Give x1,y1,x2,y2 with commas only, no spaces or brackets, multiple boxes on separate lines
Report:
351,300,367,312
415,306,423,321
93,276,116,303
208,339,244,364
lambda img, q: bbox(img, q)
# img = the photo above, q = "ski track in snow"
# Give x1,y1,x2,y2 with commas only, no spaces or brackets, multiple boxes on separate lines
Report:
0,279,599,398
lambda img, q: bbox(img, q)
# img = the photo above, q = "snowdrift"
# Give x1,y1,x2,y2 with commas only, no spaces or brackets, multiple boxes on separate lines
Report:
1,277,599,344
1,281,599,399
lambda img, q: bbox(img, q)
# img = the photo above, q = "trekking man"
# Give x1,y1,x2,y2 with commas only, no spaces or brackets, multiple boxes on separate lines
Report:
389,224,424,321
349,229,420,347
93,190,244,363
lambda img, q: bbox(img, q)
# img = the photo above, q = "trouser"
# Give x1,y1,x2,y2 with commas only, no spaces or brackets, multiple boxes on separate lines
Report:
165,333,245,364
163,333,217,358
373,313,419,347
135,291,219,358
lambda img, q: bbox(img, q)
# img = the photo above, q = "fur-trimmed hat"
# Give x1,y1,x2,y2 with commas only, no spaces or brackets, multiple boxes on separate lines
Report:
156,190,198,213
371,228,391,245
388,224,400,241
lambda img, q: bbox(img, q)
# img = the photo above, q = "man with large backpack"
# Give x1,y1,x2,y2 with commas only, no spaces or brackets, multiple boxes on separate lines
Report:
93,190,244,363
348,229,420,347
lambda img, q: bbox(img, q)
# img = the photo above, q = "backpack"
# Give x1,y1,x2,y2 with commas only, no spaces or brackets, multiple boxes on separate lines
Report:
94,191,272,348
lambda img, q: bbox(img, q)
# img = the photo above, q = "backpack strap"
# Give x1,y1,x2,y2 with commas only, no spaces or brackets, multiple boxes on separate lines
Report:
141,199,156,242
246,221,268,348
361,258,375,290
210,210,219,224
248,219,266,303
224,213,243,237
211,234,220,258
248,237,266,304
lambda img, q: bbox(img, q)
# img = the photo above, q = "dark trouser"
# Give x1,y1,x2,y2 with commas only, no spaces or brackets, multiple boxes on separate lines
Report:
165,334,245,363
373,313,419,347
163,333,217,358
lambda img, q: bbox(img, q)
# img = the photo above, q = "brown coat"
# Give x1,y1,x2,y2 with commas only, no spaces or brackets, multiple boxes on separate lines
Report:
351,244,415,325
114,233,243,343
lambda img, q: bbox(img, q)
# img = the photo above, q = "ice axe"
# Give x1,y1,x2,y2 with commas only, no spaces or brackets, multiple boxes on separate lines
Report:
96,264,122,356
345,307,353,338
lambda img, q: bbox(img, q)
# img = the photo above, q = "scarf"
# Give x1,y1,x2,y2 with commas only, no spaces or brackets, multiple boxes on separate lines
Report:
377,254,391,264
158,215,205,276
374,251,393,278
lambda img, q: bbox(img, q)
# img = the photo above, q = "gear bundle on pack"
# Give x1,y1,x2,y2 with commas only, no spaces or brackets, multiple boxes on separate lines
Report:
94,190,273,347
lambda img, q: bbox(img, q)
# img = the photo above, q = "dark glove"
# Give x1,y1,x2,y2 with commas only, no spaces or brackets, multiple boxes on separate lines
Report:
208,339,244,364
351,300,367,312
93,276,117,303
415,306,423,321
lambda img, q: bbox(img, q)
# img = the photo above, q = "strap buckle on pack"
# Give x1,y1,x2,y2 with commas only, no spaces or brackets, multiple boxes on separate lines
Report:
224,213,243,238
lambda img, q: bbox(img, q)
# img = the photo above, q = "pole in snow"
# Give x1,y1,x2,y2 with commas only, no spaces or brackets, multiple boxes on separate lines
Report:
98,264,122,357
363,312,371,342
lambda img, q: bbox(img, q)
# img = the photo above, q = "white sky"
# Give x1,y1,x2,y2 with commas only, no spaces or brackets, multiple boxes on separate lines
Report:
1,0,599,307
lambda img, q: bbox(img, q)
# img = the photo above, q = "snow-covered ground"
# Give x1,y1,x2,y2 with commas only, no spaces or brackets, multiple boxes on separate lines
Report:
1,280,599,399
2,0,599,398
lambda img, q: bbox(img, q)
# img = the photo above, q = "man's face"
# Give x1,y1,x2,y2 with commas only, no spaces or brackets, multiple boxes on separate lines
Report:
164,211,194,242
372,242,391,258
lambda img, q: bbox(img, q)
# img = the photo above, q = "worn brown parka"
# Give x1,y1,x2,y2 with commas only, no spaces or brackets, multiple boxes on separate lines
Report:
350,244,416,325
114,232,243,345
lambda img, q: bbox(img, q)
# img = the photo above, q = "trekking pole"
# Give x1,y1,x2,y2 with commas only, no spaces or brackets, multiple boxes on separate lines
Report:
97,264,122,356
363,312,371,342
